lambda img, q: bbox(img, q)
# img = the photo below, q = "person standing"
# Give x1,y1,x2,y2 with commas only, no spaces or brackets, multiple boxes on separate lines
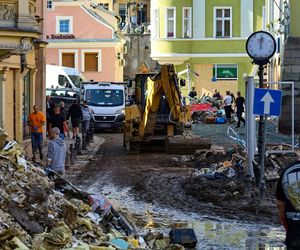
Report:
46,96,55,135
188,87,197,99
67,100,83,139
28,105,46,162
59,101,67,119
276,161,300,249
223,90,233,123
60,101,70,137
235,91,246,128
81,100,91,135
212,89,221,100
47,127,66,175
49,106,67,140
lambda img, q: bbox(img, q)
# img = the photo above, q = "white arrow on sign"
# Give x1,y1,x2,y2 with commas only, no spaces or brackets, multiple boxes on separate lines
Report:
260,91,274,114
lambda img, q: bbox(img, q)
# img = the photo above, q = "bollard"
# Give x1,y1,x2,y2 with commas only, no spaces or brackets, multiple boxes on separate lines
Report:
90,122,95,142
75,136,82,155
69,144,75,164
86,129,90,145
82,133,87,150
65,147,71,167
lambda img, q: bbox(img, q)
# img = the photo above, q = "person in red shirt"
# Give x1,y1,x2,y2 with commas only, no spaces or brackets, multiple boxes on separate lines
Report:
28,105,46,162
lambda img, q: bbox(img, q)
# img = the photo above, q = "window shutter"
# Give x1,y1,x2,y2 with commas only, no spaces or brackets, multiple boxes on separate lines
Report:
62,53,75,68
85,53,98,71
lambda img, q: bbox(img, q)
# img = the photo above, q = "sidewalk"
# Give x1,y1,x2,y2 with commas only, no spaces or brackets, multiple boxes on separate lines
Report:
24,133,105,169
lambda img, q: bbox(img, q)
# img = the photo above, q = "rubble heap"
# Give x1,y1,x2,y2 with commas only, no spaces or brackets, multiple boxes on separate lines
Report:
0,134,187,250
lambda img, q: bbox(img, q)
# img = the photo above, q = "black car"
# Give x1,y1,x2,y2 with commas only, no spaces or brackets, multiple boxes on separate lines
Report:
46,88,80,110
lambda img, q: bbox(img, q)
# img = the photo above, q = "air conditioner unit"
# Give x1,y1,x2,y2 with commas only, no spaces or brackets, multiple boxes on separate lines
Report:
123,45,127,54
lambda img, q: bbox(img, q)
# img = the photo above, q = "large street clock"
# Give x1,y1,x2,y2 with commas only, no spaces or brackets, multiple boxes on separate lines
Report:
246,31,276,64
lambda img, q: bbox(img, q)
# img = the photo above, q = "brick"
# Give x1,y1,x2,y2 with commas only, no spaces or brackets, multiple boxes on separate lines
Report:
282,73,300,81
282,58,300,66
291,66,300,73
284,50,300,58
282,66,292,73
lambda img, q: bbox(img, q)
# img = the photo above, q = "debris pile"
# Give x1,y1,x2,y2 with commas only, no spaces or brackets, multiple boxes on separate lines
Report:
182,144,299,210
0,133,193,249
190,100,227,125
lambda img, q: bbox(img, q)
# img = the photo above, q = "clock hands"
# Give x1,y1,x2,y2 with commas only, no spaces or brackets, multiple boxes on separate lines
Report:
259,35,264,50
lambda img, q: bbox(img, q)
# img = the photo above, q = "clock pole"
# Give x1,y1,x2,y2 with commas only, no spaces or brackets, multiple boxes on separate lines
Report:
257,63,267,200
246,30,276,202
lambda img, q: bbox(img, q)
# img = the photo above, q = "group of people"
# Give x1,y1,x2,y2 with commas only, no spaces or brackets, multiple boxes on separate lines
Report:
27,96,92,174
188,87,246,127
223,90,246,128
46,96,92,139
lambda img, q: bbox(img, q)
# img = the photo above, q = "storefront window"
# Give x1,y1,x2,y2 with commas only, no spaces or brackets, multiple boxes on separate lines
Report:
23,72,31,139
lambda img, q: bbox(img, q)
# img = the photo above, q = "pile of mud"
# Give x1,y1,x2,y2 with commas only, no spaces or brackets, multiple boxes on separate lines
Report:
181,146,298,223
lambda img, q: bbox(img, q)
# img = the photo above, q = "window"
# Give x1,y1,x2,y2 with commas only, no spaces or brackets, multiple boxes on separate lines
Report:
213,64,237,80
183,7,192,38
152,9,159,38
58,75,71,87
56,16,73,34
138,4,147,24
99,3,109,10
60,20,70,33
84,53,98,71
22,72,31,139
214,8,231,38
47,0,53,9
62,53,75,68
119,4,126,24
85,89,124,107
81,50,102,72
165,8,176,38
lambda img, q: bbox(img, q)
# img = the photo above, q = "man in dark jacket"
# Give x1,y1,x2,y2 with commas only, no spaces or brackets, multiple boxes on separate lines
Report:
235,91,246,128
46,95,55,135
49,106,67,140
276,161,300,249
188,87,197,98
67,100,83,139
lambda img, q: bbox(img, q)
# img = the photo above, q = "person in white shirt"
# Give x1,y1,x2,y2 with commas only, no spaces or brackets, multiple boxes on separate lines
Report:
223,90,233,123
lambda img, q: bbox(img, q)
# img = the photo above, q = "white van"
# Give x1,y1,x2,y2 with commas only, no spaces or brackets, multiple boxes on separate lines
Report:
46,64,85,90
83,82,125,130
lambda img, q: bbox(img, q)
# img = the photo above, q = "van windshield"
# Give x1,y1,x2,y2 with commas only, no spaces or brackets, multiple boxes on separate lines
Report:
68,75,85,88
85,89,124,107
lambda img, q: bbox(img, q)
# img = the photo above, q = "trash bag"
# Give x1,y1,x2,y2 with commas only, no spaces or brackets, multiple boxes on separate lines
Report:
215,117,227,124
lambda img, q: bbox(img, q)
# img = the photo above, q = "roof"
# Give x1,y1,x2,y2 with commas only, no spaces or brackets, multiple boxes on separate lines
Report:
83,82,125,90
81,5,115,31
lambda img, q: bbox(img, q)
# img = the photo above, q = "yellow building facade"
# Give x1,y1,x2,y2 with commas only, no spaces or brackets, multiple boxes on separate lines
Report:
0,0,46,143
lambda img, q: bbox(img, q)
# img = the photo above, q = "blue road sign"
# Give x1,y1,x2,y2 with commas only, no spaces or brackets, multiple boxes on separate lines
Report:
253,88,282,116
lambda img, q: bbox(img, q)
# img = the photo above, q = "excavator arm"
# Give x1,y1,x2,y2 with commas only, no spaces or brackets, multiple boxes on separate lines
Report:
139,65,190,137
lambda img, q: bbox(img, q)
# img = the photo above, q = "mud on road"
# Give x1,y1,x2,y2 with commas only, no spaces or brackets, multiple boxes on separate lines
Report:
67,133,283,226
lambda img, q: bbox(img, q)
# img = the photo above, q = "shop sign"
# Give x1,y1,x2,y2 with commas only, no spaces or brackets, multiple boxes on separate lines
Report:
46,34,75,39
213,64,238,80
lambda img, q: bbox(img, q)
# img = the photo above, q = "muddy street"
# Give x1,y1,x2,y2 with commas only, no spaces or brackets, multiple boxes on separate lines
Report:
65,133,287,249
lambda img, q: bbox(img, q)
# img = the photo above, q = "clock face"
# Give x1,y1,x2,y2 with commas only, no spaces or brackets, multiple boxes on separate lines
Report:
246,31,276,61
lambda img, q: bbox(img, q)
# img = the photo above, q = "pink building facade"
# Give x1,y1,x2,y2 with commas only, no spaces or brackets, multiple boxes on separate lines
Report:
44,0,125,82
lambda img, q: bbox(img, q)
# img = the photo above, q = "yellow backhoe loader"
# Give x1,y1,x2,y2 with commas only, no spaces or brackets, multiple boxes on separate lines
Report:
124,64,211,153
